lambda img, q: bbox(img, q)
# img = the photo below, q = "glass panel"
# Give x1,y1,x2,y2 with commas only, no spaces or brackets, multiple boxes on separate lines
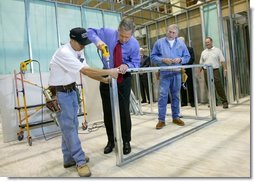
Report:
0,1,121,74
83,8,104,68
29,0,58,72
202,3,220,47
57,4,81,45
0,0,29,74
103,11,121,29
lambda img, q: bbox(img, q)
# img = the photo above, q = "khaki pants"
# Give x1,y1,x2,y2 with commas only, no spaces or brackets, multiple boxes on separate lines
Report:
203,69,228,104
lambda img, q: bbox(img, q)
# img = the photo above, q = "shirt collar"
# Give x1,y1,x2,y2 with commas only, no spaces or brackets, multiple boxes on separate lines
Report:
207,46,215,50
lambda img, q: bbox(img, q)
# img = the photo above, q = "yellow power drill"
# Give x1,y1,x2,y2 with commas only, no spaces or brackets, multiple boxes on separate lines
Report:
101,44,110,68
20,59,32,72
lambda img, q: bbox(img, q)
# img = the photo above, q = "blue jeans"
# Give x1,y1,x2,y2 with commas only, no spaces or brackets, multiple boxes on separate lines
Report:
57,90,86,166
158,72,181,121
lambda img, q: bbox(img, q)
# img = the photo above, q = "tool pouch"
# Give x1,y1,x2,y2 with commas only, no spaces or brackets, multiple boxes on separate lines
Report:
46,97,61,112
44,86,61,113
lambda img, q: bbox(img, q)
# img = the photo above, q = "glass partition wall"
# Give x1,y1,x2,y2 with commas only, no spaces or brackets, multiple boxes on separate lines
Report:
0,0,121,74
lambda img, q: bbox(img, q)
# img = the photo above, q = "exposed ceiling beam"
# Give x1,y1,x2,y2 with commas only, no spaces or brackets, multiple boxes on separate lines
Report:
123,0,154,14
126,14,157,22
57,0,210,30
123,6,171,16
93,1,105,7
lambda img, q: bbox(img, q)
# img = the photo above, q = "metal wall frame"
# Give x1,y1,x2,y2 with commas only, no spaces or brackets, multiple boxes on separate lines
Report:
24,0,34,72
109,64,217,166
227,0,239,103
134,64,201,116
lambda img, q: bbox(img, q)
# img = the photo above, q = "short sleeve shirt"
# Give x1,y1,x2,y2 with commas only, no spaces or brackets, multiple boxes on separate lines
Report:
199,47,225,69
48,43,89,86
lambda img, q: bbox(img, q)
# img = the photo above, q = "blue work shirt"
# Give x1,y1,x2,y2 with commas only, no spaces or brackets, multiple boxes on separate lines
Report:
151,37,190,74
87,28,140,69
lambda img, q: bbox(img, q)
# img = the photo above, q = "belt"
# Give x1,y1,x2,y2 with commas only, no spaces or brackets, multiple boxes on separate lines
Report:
123,72,131,78
55,82,76,93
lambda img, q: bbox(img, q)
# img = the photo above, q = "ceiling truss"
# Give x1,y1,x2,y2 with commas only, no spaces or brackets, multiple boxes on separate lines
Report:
52,0,210,28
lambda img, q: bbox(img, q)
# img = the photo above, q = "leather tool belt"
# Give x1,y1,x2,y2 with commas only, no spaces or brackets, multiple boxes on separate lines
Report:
55,82,76,93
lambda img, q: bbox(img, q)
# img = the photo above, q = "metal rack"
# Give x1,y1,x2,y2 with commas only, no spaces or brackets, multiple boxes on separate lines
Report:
110,64,217,166
14,69,36,146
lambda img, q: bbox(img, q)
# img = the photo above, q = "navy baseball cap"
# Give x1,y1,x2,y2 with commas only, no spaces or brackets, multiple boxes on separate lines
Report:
69,27,91,46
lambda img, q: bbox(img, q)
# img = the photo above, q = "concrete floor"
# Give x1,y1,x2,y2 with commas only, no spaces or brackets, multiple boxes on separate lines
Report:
0,96,251,178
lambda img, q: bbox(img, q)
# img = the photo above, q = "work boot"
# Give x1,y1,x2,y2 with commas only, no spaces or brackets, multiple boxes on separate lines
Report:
64,156,90,168
156,121,165,129
77,164,91,177
173,118,185,126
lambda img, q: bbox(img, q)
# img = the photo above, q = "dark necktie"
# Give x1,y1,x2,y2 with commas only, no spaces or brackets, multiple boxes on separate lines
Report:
113,42,123,83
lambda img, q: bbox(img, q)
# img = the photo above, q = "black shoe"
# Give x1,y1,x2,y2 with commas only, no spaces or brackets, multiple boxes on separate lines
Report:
181,103,187,107
223,102,229,109
104,142,115,154
190,103,195,107
141,100,146,103
123,142,131,155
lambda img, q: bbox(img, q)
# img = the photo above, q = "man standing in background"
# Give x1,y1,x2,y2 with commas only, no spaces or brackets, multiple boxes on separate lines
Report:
179,36,195,107
151,24,190,130
199,37,228,109
139,48,151,104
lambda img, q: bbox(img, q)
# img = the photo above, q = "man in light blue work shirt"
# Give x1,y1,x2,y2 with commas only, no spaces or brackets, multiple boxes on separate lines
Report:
151,24,190,129
87,18,140,155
